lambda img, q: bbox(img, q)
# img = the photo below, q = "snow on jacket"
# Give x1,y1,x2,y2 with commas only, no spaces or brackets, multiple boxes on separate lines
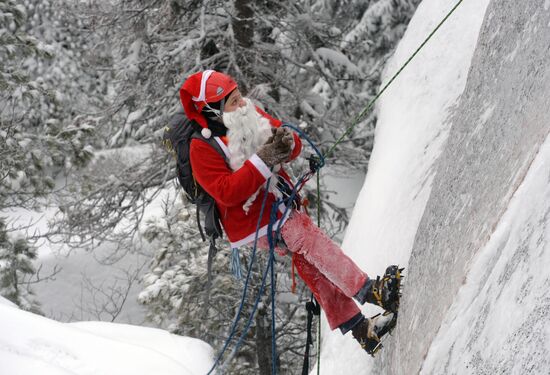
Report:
190,109,302,248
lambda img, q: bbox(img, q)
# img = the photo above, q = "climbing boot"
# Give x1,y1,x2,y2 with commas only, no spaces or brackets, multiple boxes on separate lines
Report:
354,265,404,313
351,313,398,356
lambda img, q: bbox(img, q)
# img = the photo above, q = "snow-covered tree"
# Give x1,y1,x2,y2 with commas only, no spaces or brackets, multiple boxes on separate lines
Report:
52,0,421,244
1,0,104,212
1,0,54,209
138,193,313,374
0,218,41,313
38,1,420,372
138,193,210,328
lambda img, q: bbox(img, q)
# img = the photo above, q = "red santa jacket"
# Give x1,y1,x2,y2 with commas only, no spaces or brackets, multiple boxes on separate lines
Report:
190,110,302,248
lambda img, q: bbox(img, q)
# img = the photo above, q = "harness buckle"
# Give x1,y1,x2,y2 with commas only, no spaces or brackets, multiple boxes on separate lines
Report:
307,154,324,173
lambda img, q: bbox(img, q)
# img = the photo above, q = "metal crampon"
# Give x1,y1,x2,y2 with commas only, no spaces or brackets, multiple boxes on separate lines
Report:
372,265,404,314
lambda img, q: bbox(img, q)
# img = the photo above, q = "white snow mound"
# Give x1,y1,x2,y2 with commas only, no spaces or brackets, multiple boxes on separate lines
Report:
0,296,214,375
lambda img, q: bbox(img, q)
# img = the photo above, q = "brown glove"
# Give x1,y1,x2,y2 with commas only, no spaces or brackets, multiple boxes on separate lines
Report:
257,127,293,167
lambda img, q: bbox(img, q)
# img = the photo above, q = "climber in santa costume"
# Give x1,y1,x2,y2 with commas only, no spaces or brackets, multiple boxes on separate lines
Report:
179,70,402,353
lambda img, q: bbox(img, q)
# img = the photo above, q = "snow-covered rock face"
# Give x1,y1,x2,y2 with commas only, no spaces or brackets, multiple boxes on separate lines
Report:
421,130,550,375
316,0,491,372
385,0,550,373
319,0,550,373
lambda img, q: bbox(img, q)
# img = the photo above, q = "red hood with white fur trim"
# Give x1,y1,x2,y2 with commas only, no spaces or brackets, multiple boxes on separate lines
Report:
180,70,238,138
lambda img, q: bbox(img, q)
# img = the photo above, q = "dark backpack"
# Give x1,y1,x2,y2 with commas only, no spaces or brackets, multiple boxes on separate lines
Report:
163,109,227,241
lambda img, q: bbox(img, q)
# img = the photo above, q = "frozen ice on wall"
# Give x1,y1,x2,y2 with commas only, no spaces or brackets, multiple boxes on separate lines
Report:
421,132,550,374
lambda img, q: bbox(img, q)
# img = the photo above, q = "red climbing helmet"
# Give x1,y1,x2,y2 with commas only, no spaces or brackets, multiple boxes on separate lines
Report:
179,70,238,138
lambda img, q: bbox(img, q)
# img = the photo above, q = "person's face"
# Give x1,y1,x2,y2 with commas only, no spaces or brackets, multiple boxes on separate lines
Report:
223,89,246,113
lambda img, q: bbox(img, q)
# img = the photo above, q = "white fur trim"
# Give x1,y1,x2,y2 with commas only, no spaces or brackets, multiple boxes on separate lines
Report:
249,154,272,179
213,137,231,159
201,127,212,139
192,70,215,102
229,206,293,248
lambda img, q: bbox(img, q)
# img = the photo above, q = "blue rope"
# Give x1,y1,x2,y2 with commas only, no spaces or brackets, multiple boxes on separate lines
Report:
282,122,325,173
207,124,326,375
224,200,282,371
270,241,277,375
228,227,276,363
266,200,282,375
259,123,326,374
209,191,301,374
206,176,273,375
282,123,325,168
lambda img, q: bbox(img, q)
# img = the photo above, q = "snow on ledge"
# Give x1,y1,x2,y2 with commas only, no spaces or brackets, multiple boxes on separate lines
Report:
0,300,214,375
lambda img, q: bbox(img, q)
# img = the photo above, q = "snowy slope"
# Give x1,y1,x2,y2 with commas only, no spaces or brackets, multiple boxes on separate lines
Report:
318,0,550,374
0,296,214,375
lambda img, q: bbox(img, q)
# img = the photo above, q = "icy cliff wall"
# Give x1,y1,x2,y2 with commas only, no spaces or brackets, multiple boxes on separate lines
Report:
381,0,550,373
316,0,490,372
318,1,550,373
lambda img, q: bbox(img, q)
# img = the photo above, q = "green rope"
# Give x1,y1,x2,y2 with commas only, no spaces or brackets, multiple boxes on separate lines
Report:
305,2,465,373
323,0,465,160
306,2,466,372
316,169,321,375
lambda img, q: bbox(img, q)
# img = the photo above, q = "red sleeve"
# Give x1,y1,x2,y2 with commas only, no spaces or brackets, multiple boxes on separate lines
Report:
255,106,302,161
288,131,302,161
190,139,272,207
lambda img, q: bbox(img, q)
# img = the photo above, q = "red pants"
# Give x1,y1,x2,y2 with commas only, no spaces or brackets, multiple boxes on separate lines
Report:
259,210,367,330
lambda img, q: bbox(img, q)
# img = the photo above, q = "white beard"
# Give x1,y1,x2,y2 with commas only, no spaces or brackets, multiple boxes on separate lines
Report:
223,98,281,213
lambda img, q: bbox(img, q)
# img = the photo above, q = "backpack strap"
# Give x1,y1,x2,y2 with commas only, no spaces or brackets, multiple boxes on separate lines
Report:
189,132,229,241
163,111,229,241
188,133,231,301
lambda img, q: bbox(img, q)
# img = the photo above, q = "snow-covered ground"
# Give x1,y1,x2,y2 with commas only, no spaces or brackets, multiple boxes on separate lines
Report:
0,295,214,375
